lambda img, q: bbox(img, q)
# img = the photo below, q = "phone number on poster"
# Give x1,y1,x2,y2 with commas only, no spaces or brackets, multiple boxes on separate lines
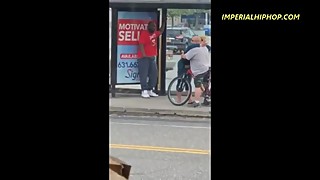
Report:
117,62,138,69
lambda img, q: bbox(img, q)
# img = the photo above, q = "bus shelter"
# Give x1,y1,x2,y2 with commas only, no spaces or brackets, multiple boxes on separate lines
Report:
109,0,211,97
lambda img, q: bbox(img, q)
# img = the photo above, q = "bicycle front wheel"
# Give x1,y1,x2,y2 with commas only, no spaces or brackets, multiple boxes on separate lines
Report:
167,76,192,106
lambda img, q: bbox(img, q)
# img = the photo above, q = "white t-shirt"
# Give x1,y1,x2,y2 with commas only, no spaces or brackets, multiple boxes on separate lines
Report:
185,46,210,76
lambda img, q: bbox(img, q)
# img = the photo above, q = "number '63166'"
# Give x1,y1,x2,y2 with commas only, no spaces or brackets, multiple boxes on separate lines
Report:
117,62,138,69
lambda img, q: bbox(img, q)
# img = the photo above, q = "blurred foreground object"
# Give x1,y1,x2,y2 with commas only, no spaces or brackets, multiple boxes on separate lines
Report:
109,156,131,180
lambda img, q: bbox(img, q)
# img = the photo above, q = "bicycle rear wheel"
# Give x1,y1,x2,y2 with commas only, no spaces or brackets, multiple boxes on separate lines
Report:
167,76,192,106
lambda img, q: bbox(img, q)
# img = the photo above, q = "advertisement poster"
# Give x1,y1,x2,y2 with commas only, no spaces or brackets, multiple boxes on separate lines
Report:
117,11,158,84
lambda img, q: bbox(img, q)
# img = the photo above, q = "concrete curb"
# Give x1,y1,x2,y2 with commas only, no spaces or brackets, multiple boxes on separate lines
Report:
109,89,196,96
109,106,211,118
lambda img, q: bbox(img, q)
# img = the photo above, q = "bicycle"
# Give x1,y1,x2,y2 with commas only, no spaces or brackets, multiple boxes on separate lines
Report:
167,65,211,106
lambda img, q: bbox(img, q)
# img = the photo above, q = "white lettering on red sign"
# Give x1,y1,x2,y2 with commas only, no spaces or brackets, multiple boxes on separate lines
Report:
117,19,157,45
120,53,137,59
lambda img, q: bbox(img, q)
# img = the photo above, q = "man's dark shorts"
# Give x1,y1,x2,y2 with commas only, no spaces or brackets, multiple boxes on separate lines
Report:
194,71,210,88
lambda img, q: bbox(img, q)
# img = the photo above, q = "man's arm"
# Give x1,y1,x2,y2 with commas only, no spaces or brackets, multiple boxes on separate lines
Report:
184,44,198,53
181,48,196,60
158,17,167,34
186,44,201,53
188,44,211,52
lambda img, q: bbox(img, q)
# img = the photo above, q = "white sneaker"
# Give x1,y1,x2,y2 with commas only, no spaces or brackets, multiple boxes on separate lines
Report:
141,90,150,98
148,90,158,97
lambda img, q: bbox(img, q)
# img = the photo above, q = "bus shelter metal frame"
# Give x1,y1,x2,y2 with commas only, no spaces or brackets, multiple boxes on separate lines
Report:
109,2,211,97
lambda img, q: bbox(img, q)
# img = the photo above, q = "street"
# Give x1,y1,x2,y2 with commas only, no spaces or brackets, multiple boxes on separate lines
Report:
110,115,211,180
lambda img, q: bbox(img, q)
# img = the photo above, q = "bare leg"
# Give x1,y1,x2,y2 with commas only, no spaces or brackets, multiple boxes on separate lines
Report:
176,92,182,103
194,87,202,102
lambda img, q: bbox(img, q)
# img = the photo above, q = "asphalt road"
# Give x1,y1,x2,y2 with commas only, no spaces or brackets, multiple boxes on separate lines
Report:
110,115,211,180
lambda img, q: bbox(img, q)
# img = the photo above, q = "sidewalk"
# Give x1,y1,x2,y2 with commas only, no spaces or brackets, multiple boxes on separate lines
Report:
110,94,211,118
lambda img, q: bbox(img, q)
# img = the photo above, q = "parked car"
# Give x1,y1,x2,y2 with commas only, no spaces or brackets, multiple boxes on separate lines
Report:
166,27,197,54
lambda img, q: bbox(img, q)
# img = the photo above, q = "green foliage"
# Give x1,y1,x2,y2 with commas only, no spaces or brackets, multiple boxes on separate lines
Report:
167,9,210,27
167,9,186,18
167,9,209,17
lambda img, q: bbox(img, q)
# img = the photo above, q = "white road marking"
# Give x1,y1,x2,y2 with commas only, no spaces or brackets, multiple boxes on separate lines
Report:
110,122,210,129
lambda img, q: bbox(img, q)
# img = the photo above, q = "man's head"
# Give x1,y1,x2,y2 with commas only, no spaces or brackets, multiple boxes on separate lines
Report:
191,36,201,44
147,21,156,33
200,36,206,43
199,36,207,47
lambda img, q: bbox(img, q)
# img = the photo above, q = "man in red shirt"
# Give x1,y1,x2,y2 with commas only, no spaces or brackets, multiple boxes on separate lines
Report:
137,19,166,98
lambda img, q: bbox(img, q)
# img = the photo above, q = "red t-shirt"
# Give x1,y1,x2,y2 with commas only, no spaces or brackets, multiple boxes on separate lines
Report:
137,30,161,59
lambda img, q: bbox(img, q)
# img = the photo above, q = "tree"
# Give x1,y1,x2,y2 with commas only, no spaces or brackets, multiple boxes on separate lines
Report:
187,9,210,29
167,9,211,29
167,9,192,26
167,9,210,29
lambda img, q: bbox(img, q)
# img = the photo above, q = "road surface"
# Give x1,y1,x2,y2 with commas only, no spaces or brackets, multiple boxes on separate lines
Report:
110,115,211,180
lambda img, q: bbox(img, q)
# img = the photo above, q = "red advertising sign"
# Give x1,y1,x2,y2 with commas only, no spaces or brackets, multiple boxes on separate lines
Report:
117,19,158,45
